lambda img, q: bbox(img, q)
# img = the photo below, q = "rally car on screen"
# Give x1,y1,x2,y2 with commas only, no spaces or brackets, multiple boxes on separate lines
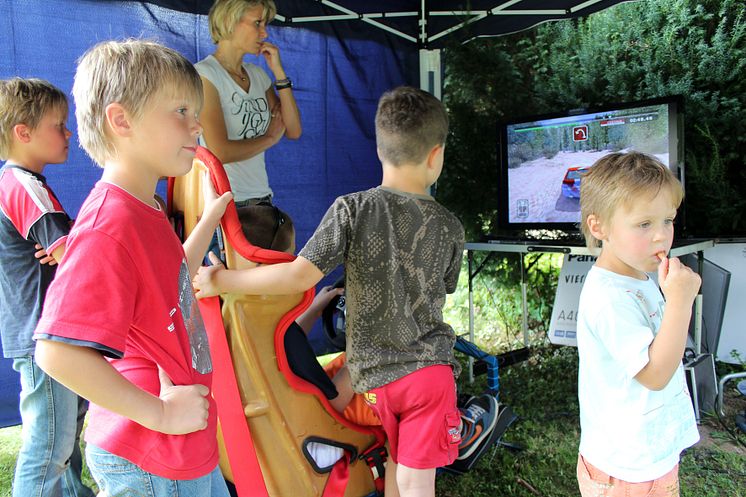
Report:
561,166,591,198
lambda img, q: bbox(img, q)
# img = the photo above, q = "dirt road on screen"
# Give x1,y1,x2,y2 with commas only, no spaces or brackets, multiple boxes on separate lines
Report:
507,150,669,223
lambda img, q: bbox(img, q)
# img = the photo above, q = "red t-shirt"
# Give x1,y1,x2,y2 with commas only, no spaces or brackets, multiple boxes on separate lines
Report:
35,181,218,480
0,165,70,357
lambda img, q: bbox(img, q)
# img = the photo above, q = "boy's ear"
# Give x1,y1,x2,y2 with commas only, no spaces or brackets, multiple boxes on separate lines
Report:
376,147,384,164
104,103,133,137
12,124,33,144
587,214,606,241
426,143,444,169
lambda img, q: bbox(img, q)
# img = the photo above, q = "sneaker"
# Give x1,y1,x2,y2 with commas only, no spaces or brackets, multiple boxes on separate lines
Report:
457,394,498,460
444,404,518,475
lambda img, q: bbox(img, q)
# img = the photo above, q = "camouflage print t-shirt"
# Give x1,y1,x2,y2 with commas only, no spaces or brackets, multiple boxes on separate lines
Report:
299,186,465,393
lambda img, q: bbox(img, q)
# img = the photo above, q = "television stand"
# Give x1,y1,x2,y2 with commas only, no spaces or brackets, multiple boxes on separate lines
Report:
463,239,715,383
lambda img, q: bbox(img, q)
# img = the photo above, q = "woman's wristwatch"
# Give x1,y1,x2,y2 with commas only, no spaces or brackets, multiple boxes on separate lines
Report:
275,77,292,90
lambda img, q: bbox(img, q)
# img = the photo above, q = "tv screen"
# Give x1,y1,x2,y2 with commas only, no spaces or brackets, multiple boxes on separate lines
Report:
498,96,683,233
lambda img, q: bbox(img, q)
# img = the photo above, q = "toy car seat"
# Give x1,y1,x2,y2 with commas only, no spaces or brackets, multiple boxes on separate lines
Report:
168,146,386,497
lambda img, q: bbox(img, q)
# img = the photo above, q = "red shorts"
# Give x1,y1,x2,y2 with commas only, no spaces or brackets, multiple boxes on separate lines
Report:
364,365,460,469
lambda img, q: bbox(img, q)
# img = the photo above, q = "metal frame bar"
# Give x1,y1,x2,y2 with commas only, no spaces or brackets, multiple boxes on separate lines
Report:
280,0,417,43
718,372,746,417
276,0,613,47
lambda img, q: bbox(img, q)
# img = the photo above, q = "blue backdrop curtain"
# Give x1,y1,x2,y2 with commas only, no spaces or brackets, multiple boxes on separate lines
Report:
0,0,418,428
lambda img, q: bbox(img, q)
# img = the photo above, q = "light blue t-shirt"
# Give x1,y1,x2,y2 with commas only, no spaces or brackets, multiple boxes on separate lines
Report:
577,266,699,482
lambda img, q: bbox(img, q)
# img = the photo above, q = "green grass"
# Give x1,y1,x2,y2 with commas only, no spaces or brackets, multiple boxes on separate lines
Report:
680,448,746,497
2,347,744,496
0,426,21,497
0,425,98,497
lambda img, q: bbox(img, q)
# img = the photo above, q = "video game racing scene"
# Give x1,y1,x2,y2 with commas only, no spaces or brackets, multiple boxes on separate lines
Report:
505,102,673,225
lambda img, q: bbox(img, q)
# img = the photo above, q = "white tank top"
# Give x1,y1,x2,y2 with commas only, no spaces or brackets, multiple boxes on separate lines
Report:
195,55,273,201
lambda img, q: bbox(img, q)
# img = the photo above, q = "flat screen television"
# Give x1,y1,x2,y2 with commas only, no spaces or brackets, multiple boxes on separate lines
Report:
497,96,684,235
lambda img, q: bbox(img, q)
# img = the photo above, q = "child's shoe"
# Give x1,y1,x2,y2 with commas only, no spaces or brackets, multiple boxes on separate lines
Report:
457,394,498,460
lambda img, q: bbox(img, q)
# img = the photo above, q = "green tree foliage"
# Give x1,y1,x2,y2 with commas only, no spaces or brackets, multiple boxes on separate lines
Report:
444,253,561,351
439,0,746,239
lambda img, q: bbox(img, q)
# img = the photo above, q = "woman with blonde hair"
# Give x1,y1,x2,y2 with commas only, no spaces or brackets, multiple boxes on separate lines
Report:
196,0,301,208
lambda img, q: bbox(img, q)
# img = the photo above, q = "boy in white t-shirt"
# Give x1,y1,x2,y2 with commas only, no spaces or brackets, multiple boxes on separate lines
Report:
577,151,701,497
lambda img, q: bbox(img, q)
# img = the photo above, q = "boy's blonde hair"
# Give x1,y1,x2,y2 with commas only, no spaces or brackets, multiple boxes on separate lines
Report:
580,151,684,250
208,0,277,44
73,39,203,167
0,78,68,160
375,86,448,167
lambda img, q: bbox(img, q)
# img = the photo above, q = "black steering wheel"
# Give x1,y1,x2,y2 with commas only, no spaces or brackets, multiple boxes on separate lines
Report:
321,275,346,352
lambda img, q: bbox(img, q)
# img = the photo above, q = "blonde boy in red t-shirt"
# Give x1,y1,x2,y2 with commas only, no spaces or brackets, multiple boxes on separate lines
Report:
34,40,232,496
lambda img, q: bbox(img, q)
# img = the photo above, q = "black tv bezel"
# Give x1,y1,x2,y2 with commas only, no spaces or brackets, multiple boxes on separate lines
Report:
497,95,685,234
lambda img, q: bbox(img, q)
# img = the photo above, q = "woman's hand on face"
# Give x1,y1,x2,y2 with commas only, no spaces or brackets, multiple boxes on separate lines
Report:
259,41,283,75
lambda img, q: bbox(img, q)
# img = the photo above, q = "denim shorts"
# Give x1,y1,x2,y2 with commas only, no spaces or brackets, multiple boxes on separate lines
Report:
85,445,229,497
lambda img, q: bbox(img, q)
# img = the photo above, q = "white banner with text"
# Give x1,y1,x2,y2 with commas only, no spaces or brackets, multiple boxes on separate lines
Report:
549,254,597,346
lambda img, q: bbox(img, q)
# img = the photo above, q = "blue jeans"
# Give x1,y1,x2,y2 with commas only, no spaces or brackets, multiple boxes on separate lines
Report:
12,356,94,497
86,445,230,497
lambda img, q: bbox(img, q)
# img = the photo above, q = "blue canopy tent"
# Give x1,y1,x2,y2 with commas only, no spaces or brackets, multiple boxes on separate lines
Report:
0,0,628,428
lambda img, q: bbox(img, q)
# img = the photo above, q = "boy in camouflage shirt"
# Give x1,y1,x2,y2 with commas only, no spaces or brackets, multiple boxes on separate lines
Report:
195,86,465,497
